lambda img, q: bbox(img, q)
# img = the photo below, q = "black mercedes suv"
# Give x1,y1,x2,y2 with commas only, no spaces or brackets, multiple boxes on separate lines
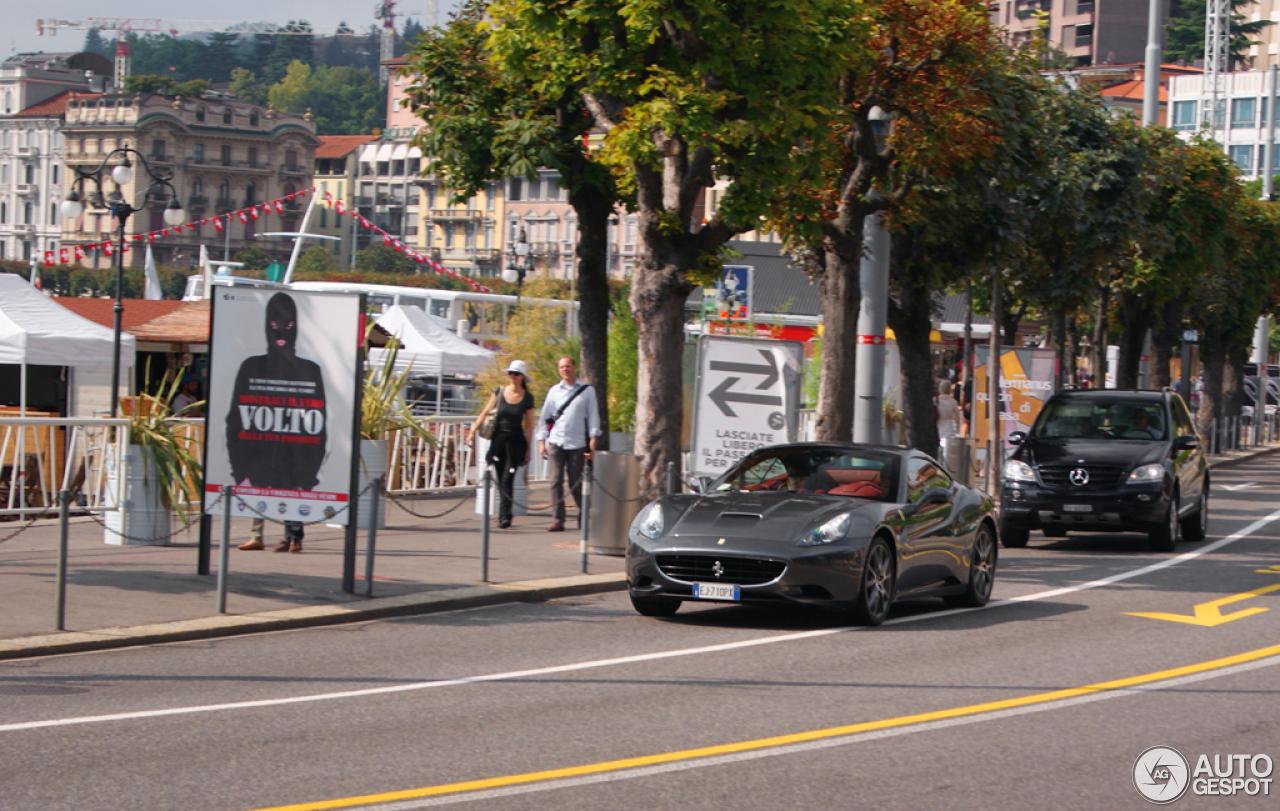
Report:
999,389,1208,552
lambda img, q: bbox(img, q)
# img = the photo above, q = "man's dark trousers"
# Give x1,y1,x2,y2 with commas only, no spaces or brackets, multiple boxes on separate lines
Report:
547,443,586,524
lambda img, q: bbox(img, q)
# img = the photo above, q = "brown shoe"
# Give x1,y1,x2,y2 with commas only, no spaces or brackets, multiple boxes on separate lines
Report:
289,540,303,553
272,541,292,553
548,522,565,532
238,539,265,551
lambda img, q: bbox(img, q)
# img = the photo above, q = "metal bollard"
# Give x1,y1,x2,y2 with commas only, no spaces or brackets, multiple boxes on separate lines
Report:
55,489,70,631
666,461,677,495
581,461,592,574
364,477,381,599
217,485,232,614
480,468,491,583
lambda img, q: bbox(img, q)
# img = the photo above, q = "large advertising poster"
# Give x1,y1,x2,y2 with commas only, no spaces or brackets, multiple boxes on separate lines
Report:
203,289,362,524
972,346,1056,448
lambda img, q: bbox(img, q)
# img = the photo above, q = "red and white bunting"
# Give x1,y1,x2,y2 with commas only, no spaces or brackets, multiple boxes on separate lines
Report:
214,217,225,231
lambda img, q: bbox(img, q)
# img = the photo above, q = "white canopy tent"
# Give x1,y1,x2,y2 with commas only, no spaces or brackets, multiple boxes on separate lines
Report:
0,274,136,415
371,304,495,379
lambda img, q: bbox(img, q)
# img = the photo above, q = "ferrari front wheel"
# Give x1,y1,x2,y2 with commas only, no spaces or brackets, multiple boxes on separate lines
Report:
849,538,895,626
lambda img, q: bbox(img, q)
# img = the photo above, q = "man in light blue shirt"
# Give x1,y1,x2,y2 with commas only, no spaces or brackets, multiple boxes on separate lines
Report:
537,355,602,531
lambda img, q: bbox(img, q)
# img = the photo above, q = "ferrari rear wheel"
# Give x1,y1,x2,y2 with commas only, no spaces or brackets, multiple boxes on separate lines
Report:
945,524,997,609
630,593,681,617
850,538,895,626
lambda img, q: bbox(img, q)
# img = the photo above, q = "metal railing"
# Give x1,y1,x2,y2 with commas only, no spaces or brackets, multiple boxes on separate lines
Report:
0,417,129,517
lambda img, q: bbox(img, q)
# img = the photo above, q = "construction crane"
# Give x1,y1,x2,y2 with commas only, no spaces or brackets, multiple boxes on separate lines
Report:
36,17,374,88
373,2,399,84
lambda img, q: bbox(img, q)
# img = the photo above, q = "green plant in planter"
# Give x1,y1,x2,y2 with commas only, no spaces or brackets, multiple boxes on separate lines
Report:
361,334,439,446
124,370,204,522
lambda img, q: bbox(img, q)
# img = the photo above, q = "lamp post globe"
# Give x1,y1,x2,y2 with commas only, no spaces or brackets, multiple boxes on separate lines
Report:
111,160,134,186
60,193,83,220
163,198,186,227
501,267,520,284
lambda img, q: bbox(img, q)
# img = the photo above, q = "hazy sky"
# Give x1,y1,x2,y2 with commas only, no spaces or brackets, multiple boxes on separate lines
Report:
5,2,461,61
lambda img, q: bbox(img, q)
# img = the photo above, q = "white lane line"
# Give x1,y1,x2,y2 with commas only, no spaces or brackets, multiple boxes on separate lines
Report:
4,507,1279,735
356,654,1280,809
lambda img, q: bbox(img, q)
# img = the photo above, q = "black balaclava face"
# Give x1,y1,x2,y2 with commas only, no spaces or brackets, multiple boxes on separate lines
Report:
265,293,298,358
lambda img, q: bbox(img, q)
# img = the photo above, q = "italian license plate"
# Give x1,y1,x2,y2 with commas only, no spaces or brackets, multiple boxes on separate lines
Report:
693,582,740,601
1062,504,1092,513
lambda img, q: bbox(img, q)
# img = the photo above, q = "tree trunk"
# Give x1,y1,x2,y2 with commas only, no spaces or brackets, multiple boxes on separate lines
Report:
1196,330,1227,438
570,183,612,450
1224,342,1248,422
814,231,862,441
630,241,694,502
886,263,938,456
1049,306,1067,391
1091,284,1110,387
1116,292,1150,389
1151,301,1182,390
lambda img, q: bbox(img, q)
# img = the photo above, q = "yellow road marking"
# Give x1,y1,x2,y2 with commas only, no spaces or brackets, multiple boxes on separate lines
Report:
1257,565,1280,574
249,642,1280,811
1126,584,1280,626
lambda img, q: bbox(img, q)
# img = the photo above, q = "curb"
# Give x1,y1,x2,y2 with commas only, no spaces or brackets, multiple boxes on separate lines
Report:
1206,443,1280,470
0,572,628,661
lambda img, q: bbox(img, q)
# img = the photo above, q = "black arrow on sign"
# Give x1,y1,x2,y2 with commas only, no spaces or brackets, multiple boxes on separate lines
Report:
709,376,783,417
709,350,778,389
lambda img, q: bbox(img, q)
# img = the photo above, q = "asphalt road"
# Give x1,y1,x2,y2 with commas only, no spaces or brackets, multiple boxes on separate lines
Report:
3,455,1279,811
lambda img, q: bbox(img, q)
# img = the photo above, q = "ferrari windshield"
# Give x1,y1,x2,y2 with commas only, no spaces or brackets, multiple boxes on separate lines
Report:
1032,399,1167,440
714,447,900,501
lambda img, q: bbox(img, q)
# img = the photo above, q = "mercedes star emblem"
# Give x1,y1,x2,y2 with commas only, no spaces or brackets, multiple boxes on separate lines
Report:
712,560,725,579
1069,468,1090,486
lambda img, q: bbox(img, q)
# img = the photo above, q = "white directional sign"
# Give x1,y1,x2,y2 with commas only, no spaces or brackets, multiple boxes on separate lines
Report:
691,336,805,475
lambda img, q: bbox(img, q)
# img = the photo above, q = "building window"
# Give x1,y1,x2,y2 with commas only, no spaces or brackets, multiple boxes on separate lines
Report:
26,164,36,184
1074,23,1093,47
51,203,58,224
152,139,166,159
196,106,206,123
1,202,6,223
223,108,233,124
194,143,204,163
377,161,390,176
219,179,230,203
246,181,257,206
221,145,232,166
509,178,522,201
1172,100,1196,130
51,165,59,184
392,159,405,176
408,158,421,174
24,202,33,224
248,147,259,167
319,208,327,227
286,149,297,169
1230,144,1254,173
249,110,260,127
1231,97,1257,128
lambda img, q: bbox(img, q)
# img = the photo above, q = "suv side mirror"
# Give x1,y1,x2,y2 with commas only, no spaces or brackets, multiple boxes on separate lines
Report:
1173,435,1199,451
1009,431,1027,446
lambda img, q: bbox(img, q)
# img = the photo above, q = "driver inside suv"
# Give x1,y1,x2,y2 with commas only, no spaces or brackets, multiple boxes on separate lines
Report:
1124,408,1162,439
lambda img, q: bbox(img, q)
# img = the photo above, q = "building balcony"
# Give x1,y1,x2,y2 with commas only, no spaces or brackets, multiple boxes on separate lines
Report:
14,184,36,196
215,197,235,213
530,241,562,256
279,164,307,176
425,209,485,222
187,194,209,210
15,145,37,158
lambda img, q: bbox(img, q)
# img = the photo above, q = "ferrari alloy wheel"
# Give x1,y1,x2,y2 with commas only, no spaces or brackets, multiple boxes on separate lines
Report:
1148,492,1179,553
850,538,895,626
1180,487,1208,543
946,524,997,608
630,593,681,617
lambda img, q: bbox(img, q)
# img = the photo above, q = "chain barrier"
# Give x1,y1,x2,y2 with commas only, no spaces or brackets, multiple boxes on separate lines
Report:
0,509,58,545
590,475,650,504
489,462,589,515
87,492,225,545
380,488,475,520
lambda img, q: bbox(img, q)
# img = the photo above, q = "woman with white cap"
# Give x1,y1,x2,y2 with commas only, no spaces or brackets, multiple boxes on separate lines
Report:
467,360,536,528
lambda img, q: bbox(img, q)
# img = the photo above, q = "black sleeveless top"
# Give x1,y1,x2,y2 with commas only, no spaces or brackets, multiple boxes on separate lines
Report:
494,388,535,437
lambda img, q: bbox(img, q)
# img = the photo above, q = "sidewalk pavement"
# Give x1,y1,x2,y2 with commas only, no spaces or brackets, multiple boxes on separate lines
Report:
0,482,628,660
2,442,1276,661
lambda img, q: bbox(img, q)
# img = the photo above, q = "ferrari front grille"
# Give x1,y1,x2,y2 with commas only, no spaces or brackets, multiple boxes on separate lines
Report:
655,554,786,585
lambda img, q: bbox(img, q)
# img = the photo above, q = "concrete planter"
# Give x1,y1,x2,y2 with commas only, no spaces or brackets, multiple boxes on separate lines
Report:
103,445,170,545
357,439,387,530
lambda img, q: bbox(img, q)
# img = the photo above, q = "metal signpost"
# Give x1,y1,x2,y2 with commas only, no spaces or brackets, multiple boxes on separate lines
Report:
690,336,805,476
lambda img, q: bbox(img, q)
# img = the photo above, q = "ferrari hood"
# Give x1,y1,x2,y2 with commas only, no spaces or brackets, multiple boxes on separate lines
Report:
666,492,871,548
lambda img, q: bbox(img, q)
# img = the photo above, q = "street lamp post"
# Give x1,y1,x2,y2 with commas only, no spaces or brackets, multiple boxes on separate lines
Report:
501,228,531,304
62,144,185,419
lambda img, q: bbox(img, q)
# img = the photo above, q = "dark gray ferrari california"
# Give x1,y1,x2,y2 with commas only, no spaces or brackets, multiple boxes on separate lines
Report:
626,443,999,625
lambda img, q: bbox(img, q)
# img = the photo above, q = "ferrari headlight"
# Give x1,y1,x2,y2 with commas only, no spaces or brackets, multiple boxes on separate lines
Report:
1128,463,1163,482
798,513,851,546
637,502,665,539
1003,460,1036,483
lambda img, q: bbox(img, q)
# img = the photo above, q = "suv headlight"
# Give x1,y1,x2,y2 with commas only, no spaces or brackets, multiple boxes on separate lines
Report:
1003,460,1036,483
798,513,851,546
1128,463,1163,482
636,502,665,539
